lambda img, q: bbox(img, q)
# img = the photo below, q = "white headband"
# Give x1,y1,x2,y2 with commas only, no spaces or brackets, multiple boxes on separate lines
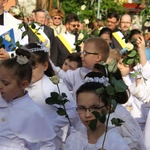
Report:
84,76,110,87
24,42,49,53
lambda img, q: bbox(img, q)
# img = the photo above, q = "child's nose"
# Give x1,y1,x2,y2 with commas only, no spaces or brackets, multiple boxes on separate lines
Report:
85,109,92,117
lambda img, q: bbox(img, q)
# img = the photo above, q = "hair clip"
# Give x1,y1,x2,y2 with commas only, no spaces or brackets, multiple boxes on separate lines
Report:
16,55,29,65
84,76,110,87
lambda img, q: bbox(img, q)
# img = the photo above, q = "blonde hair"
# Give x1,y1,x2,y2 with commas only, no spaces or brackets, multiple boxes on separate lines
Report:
50,9,65,19
106,49,121,64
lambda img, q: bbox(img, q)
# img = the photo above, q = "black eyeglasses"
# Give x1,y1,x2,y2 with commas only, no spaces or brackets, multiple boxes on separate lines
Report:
69,24,80,28
76,105,105,114
80,50,99,56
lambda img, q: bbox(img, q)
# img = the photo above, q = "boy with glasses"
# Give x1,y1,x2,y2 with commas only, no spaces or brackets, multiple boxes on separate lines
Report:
51,37,110,99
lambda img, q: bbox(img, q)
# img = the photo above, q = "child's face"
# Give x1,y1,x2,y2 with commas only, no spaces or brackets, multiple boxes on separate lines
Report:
77,91,105,129
117,59,131,76
0,66,25,100
31,62,48,84
81,43,101,70
62,59,78,72
100,33,111,45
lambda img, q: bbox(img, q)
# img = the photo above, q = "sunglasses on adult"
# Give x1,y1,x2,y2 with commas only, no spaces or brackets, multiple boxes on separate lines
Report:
69,24,80,28
53,17,61,20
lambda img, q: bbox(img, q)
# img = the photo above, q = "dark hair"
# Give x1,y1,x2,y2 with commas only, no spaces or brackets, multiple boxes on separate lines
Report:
76,82,110,107
67,52,82,68
99,27,112,40
0,49,32,84
65,14,79,24
84,67,128,104
128,29,141,42
107,12,120,21
24,43,55,77
84,37,110,62
93,64,107,76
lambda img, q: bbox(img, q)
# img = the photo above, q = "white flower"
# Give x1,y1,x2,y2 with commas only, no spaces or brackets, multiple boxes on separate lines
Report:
16,55,29,65
4,33,11,42
50,76,60,85
84,19,89,25
81,5,86,10
126,43,134,51
78,33,84,40
13,8,21,15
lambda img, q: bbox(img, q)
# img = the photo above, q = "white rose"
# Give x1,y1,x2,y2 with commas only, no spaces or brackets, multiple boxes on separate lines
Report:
126,43,134,51
13,8,21,15
4,34,11,42
50,76,60,85
84,19,89,25
78,33,84,40
81,5,86,10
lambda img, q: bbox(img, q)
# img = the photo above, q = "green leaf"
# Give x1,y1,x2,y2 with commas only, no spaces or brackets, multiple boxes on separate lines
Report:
31,23,36,29
98,109,107,123
57,108,67,116
130,72,139,78
106,85,115,96
114,80,128,92
110,99,117,113
128,50,137,57
111,118,124,126
22,31,27,39
88,119,98,131
126,58,134,64
108,60,117,73
51,92,59,99
61,99,70,105
61,93,67,98
96,87,104,95
18,23,24,29
45,97,59,105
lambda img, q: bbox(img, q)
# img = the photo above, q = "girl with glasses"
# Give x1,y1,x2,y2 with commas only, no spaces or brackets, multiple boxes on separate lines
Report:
64,71,130,150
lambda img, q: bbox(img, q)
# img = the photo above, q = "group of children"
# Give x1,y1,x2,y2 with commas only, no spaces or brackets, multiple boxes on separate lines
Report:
0,33,149,150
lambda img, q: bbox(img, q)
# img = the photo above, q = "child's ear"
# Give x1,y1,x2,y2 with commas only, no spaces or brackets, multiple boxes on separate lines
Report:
43,62,48,71
96,54,103,62
20,80,29,89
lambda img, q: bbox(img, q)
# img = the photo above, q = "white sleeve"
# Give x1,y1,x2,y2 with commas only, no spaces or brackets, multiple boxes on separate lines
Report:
50,59,74,91
114,105,146,150
141,60,150,79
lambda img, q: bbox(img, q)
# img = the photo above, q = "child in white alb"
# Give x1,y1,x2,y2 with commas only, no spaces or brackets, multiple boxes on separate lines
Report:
0,48,56,150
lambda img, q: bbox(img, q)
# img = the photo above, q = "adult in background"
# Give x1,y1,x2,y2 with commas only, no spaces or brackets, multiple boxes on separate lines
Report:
51,14,79,67
27,9,57,53
0,0,28,60
106,12,126,51
120,14,132,36
50,9,66,36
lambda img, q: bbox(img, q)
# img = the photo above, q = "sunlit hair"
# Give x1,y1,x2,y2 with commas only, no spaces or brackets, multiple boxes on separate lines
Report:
84,37,110,62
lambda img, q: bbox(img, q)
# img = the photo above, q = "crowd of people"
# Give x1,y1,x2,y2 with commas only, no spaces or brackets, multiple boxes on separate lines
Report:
0,0,150,149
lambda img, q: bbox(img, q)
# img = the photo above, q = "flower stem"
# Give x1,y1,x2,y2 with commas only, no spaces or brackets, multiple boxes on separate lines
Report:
57,84,72,126
101,106,111,148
